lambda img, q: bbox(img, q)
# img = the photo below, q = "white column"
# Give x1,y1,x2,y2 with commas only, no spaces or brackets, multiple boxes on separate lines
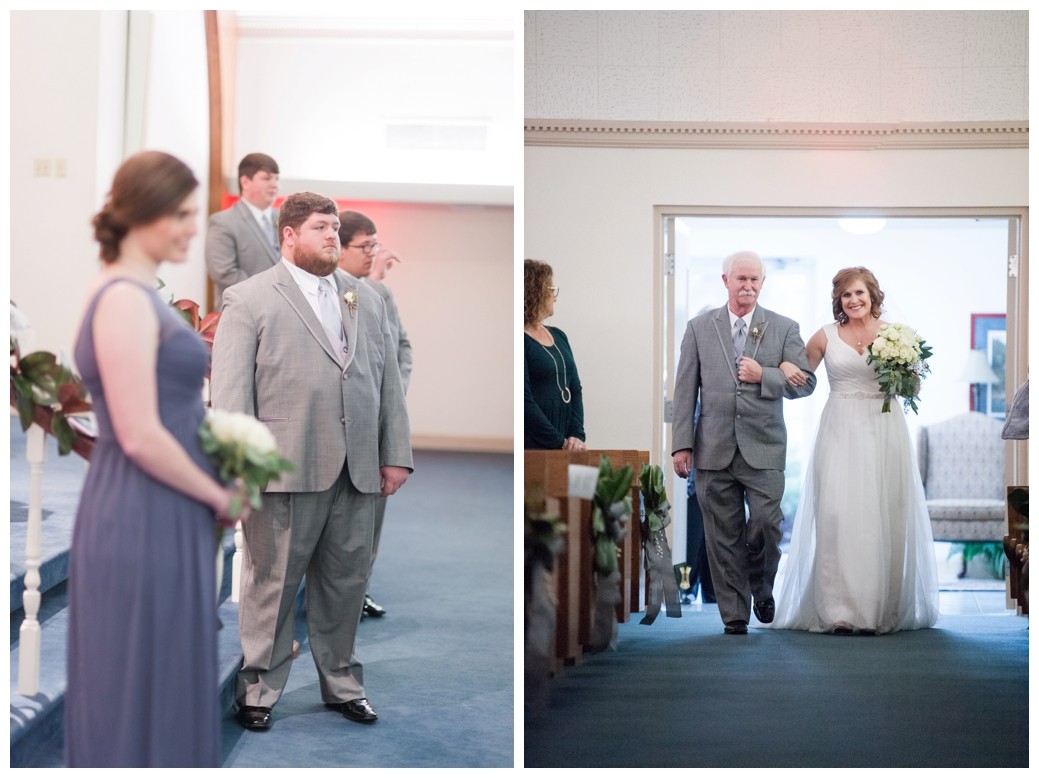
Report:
231,522,244,602
17,424,46,696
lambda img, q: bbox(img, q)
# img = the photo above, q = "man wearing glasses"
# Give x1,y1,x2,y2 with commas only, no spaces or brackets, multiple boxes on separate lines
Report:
337,211,413,620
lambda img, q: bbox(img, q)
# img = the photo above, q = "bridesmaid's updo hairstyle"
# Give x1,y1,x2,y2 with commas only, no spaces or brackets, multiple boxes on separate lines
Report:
93,151,199,264
524,259,553,327
831,266,884,324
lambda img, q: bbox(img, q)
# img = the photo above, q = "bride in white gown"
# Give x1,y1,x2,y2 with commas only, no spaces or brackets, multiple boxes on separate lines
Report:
765,267,939,635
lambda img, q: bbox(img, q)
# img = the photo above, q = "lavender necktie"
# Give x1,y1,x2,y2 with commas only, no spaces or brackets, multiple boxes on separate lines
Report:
317,279,346,364
733,318,747,368
262,213,278,251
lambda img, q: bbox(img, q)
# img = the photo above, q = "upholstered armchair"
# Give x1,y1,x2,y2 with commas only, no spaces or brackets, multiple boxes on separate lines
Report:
917,412,1006,542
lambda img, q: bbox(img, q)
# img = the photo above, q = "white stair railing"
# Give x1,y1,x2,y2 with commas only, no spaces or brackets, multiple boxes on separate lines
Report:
17,423,47,696
231,522,244,601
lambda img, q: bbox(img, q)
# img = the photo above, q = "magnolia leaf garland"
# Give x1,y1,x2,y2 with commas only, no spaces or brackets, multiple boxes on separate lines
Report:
591,455,632,576
10,342,91,456
638,462,672,533
638,463,683,623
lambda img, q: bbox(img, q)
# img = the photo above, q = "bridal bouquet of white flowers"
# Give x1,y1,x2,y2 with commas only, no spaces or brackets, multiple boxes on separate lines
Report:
865,323,933,414
199,409,294,525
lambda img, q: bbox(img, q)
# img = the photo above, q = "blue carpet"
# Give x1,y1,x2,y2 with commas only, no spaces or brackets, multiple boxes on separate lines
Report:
220,449,515,768
524,606,1028,768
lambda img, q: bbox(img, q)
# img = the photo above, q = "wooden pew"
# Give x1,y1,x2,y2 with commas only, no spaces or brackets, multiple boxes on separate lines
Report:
1004,485,1028,615
524,449,649,668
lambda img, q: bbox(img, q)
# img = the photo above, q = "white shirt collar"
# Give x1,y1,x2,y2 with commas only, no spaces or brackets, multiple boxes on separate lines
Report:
241,197,275,225
728,305,756,327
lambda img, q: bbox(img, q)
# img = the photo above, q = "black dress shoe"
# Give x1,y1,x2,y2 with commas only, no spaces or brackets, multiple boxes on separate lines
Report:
334,697,378,723
363,594,386,618
724,620,748,635
236,705,273,731
753,597,775,624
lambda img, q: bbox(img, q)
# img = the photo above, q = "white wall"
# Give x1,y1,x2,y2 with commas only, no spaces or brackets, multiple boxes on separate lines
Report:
10,11,126,356
133,10,211,310
524,144,1027,455
10,10,210,352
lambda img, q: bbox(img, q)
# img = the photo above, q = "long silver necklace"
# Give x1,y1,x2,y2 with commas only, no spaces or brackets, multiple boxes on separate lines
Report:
540,341,571,404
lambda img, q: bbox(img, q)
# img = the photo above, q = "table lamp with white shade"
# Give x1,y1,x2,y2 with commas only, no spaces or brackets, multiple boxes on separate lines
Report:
960,348,999,413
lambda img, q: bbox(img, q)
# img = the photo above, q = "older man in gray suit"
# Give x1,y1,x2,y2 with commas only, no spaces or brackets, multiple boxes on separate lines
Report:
205,152,282,307
672,251,816,635
210,192,412,730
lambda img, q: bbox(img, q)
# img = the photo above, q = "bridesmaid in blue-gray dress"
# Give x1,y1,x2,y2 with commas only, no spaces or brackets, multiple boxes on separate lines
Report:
65,152,247,767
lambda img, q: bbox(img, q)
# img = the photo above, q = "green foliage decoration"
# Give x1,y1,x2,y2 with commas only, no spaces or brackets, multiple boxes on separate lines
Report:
591,455,633,575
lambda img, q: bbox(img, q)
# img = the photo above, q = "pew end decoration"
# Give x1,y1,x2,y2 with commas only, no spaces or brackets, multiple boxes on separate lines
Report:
588,456,632,652
524,487,566,712
638,464,682,624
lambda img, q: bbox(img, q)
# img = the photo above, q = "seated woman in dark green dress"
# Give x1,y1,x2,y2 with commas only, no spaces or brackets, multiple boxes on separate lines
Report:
524,259,586,450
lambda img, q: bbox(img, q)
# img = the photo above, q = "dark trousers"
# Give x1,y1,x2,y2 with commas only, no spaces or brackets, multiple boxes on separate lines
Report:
685,491,716,602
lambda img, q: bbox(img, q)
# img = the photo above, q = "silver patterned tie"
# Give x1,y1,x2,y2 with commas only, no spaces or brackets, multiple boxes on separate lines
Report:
262,213,278,251
317,279,346,364
733,317,747,368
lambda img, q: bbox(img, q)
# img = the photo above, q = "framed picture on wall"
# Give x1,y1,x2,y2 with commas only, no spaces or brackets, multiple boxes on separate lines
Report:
970,313,1006,417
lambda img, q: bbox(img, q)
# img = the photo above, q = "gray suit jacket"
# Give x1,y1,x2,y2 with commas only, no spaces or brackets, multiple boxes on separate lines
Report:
671,304,816,471
205,200,281,307
364,278,412,394
210,261,413,494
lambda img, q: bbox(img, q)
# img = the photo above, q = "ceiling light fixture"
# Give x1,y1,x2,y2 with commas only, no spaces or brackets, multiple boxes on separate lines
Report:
838,218,887,235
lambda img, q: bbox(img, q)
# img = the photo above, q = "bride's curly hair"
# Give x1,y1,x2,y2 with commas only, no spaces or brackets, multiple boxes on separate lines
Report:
831,266,884,324
524,258,554,326
93,151,198,263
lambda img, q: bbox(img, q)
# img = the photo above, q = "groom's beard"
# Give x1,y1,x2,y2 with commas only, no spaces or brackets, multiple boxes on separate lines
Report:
294,243,339,277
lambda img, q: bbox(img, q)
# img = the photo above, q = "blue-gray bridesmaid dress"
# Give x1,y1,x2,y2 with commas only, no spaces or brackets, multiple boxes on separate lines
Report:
65,278,219,766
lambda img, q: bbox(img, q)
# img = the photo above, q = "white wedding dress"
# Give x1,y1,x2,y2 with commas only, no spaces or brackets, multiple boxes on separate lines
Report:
766,322,940,634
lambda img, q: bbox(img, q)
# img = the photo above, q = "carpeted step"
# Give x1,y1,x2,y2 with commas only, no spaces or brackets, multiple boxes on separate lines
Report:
9,541,243,768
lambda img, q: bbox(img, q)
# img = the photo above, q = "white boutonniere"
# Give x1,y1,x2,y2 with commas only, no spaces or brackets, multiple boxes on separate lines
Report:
342,288,358,318
749,324,763,341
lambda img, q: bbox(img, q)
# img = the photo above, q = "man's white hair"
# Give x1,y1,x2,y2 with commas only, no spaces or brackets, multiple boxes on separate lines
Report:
722,250,765,277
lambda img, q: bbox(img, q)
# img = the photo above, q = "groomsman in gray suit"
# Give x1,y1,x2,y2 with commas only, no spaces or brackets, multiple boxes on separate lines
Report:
671,251,816,635
210,192,413,730
336,211,413,620
205,152,282,307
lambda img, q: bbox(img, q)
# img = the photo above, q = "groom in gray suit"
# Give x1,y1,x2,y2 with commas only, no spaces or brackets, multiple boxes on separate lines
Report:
672,251,815,635
210,192,413,729
205,152,282,307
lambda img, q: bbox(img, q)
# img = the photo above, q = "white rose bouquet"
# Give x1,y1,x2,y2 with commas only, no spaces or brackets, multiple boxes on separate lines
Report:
199,409,294,529
865,323,934,414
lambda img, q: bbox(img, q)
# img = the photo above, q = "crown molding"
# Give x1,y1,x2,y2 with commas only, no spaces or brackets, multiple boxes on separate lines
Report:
524,120,1028,150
